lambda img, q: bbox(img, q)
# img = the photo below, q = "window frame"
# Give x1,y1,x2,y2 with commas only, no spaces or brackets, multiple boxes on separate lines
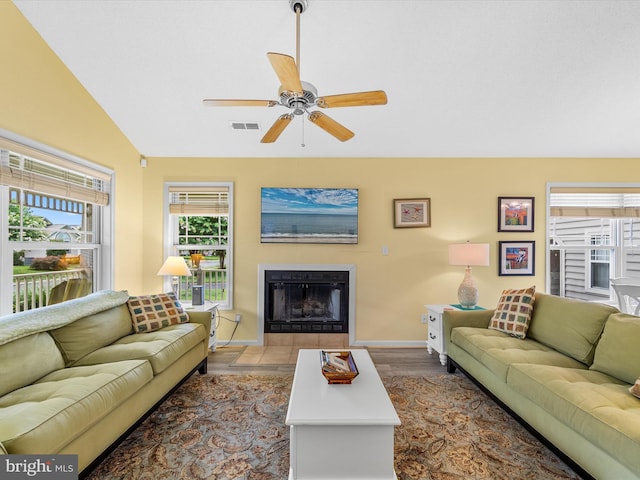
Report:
585,230,613,293
546,182,640,301
162,181,233,310
0,129,114,316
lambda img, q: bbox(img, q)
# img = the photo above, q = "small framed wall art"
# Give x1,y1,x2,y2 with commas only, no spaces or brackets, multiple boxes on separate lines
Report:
498,196,534,232
499,241,535,276
394,198,431,228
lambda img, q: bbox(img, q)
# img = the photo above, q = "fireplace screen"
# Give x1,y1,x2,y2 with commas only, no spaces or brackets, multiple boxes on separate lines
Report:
264,270,348,333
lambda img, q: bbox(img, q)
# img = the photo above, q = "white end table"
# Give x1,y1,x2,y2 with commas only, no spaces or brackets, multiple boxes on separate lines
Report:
424,304,485,366
424,304,461,366
182,301,218,351
286,349,400,479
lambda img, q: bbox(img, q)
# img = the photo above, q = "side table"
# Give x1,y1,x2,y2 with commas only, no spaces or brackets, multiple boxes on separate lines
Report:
424,304,485,366
424,304,460,366
182,300,218,351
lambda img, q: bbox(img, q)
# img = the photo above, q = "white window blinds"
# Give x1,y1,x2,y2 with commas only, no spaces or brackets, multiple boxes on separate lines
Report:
549,186,640,218
168,186,229,215
0,137,109,206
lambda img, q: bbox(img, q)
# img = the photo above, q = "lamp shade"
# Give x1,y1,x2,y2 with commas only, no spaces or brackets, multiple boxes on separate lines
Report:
157,256,192,276
448,243,490,267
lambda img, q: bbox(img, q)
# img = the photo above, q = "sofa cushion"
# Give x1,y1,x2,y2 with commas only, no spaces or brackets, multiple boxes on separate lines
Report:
526,292,617,365
72,323,206,375
0,332,65,397
127,293,189,333
488,286,535,339
0,360,153,455
0,290,129,346
590,313,640,385
451,327,586,381
49,304,134,366
507,364,640,476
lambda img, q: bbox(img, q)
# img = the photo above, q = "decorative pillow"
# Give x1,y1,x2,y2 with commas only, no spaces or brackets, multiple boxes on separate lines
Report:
127,292,189,333
630,378,640,399
488,286,536,339
590,313,640,384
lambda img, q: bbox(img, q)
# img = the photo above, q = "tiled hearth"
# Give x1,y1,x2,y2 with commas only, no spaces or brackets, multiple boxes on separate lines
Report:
235,334,353,365
264,333,348,348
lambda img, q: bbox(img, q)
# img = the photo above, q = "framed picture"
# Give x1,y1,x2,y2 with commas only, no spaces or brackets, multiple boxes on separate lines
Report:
261,188,358,244
499,241,535,276
498,196,535,232
394,198,431,228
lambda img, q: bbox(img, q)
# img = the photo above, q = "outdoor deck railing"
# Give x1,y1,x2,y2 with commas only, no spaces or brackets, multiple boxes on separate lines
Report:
12,267,226,313
177,268,227,303
13,269,90,312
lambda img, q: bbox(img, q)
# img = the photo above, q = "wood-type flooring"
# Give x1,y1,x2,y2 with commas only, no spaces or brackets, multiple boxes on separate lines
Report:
207,346,446,376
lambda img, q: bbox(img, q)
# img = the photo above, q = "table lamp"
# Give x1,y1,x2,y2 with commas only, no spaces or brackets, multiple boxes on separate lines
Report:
448,242,490,309
157,256,192,297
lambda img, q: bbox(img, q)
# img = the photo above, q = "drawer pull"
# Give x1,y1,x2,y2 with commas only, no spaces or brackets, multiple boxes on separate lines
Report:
429,316,436,322
429,332,436,340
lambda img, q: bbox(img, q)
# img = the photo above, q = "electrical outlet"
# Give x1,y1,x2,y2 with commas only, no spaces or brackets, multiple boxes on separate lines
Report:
234,313,242,323
421,313,428,324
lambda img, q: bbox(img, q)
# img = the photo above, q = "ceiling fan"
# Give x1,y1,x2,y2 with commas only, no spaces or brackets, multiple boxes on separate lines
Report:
202,0,387,143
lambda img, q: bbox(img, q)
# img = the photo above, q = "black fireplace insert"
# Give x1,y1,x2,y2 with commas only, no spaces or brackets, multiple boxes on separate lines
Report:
264,270,349,333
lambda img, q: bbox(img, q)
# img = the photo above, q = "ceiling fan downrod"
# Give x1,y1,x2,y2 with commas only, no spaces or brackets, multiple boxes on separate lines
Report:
290,0,307,70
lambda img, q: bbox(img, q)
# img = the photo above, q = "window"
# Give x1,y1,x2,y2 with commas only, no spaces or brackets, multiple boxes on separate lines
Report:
547,184,640,301
164,183,233,309
588,233,611,290
0,132,113,315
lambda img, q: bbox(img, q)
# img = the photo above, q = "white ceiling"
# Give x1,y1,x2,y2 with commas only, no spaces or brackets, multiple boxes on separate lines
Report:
14,0,640,158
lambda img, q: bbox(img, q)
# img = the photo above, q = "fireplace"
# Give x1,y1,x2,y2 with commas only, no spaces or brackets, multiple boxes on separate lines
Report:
264,270,349,333
258,264,355,342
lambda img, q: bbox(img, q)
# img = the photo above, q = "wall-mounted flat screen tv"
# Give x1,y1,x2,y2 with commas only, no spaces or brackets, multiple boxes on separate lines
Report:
261,188,358,244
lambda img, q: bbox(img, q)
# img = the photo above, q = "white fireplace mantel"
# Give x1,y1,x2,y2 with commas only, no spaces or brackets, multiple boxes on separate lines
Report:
258,264,356,346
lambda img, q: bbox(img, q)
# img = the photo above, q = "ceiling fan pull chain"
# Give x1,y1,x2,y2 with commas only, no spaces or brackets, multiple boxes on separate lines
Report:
301,115,306,147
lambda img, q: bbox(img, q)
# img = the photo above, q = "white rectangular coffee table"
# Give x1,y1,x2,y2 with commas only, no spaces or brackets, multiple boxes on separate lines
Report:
285,349,400,480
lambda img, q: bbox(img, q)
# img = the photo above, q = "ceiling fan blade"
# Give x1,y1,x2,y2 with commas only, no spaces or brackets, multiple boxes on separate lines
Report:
261,114,294,143
203,99,277,107
317,90,387,108
308,111,354,142
267,52,303,95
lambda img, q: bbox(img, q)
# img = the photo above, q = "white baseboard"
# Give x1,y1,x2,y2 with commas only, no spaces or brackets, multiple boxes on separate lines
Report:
350,340,426,348
215,339,426,348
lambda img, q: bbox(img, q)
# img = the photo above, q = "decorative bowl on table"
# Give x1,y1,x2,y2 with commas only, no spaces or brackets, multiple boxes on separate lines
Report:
320,350,359,384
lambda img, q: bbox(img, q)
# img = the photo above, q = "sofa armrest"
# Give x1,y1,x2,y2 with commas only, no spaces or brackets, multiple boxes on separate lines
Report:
186,311,213,354
443,309,494,349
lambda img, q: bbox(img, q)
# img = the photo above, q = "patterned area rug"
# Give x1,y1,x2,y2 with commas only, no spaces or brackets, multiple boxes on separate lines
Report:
86,373,581,480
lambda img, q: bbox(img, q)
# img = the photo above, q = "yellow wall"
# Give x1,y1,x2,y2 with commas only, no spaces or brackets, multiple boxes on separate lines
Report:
0,2,144,294
4,3,640,344
143,156,640,344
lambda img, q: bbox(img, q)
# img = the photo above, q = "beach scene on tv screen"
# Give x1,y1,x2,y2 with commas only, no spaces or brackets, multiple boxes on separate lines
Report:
261,188,358,244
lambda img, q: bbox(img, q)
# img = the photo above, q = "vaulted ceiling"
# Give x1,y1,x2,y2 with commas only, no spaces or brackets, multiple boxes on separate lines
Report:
14,0,640,158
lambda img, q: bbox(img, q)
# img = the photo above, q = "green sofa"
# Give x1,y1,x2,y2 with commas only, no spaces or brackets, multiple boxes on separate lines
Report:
444,292,640,479
0,290,211,477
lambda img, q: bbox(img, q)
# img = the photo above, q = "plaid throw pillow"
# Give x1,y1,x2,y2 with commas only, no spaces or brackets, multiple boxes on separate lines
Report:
489,286,536,339
127,292,189,333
